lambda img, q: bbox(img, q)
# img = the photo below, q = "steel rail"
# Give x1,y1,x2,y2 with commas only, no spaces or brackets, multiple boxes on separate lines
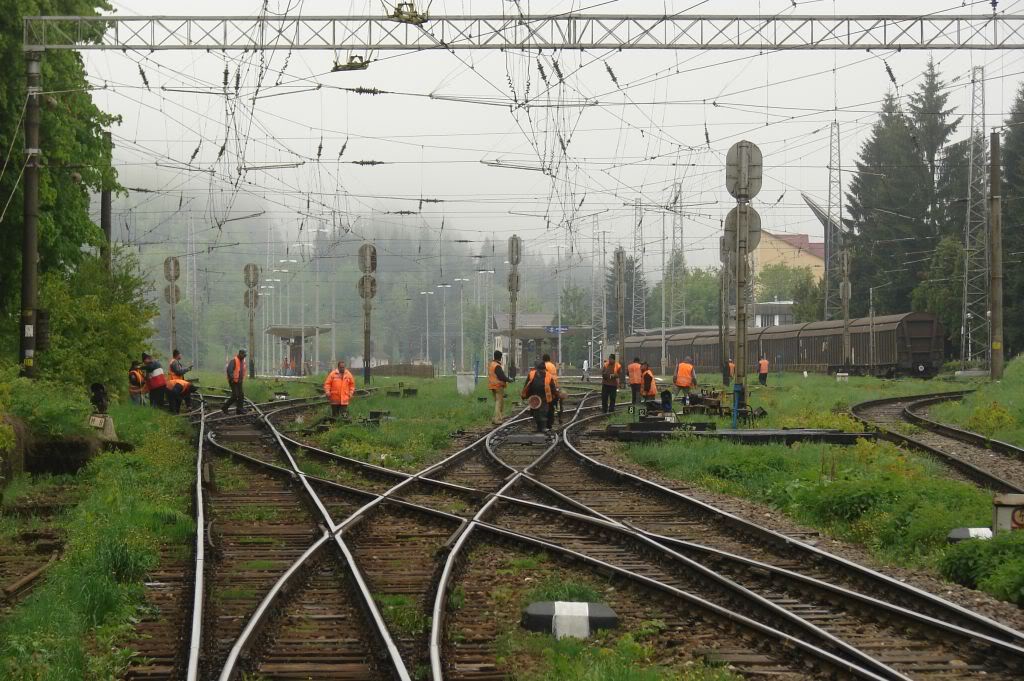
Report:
852,392,1024,494
562,410,1024,646
903,394,1024,462
468,522,890,681
184,399,207,681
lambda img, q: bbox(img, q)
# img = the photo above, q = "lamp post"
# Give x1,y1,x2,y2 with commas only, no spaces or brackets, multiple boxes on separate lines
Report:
478,269,495,367
419,290,434,364
437,283,452,375
454,278,469,371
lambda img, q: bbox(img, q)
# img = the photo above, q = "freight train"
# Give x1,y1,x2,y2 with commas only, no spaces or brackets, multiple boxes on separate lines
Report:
623,312,944,377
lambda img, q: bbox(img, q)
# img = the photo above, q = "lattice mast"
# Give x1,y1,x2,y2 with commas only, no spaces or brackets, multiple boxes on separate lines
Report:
590,216,602,367
824,121,845,321
631,197,645,334
668,182,687,327
961,65,990,369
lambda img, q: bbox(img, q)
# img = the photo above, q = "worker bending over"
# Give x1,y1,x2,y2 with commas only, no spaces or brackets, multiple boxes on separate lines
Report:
600,354,621,413
128,362,147,405
674,356,697,401
323,360,356,419
166,377,194,414
222,349,247,415
521,360,556,432
627,357,643,404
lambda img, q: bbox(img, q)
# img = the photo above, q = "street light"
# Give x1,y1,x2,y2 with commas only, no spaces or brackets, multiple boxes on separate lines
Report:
437,283,452,375
419,291,434,363
477,269,496,364
453,278,470,371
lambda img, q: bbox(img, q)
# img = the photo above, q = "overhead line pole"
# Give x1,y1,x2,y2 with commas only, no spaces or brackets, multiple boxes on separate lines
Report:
990,132,1004,381
19,51,41,377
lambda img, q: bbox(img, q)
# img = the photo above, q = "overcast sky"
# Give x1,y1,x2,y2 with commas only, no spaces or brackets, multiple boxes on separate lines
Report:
82,0,1023,289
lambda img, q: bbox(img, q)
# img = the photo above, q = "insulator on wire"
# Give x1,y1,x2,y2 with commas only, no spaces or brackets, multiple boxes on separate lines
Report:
223,65,229,90
537,59,548,86
339,139,348,158
188,142,201,164
704,123,711,146
317,137,323,160
884,60,897,87
138,65,150,91
552,60,564,83
605,62,619,88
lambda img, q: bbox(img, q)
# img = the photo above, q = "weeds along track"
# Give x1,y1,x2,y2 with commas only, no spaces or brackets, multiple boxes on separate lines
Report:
853,393,1024,493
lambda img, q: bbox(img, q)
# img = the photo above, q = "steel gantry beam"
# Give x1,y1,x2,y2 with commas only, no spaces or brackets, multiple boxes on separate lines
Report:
23,13,1024,52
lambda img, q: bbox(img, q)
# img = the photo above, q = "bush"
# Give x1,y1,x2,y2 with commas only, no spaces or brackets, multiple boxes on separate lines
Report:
965,402,1015,437
938,532,1024,604
0,364,91,439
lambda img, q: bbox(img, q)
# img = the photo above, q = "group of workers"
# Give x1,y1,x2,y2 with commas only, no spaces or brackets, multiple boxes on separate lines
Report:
487,350,566,433
128,349,196,413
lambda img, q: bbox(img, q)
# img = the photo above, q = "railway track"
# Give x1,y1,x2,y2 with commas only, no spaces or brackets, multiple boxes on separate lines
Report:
136,385,1024,680
852,392,1024,493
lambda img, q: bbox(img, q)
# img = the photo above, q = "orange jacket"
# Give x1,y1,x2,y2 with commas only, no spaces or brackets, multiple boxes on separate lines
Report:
674,362,695,388
641,369,657,397
544,361,560,386
758,358,769,374
323,369,356,405
521,368,554,403
601,361,621,386
627,362,642,385
167,377,191,394
487,360,507,391
227,356,246,383
728,361,736,377
128,369,147,395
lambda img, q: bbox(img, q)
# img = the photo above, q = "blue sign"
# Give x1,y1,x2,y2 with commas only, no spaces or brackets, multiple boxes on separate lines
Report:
544,325,570,334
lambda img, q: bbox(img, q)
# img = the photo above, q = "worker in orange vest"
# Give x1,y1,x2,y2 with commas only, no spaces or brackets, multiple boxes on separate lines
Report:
601,354,622,413
222,349,247,415
758,355,770,386
128,361,147,406
166,377,193,414
521,360,556,432
542,353,563,422
640,362,658,403
488,350,510,424
323,360,356,419
627,357,643,404
674,356,697,401
141,353,168,410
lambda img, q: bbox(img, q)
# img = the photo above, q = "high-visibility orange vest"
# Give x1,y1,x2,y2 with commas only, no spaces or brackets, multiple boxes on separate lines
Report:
521,368,554,403
167,377,190,393
758,358,769,374
627,362,642,385
641,369,657,397
229,356,246,383
674,362,695,388
544,361,559,384
488,361,505,390
324,369,356,405
728,361,736,377
129,369,146,395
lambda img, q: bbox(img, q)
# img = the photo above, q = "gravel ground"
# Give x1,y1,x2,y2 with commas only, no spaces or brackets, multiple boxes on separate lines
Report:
573,425,1024,634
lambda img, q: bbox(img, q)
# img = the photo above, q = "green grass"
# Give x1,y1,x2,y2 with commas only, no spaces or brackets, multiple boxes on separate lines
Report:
314,377,496,470
498,554,549,575
0,403,195,680
525,576,603,604
497,630,742,681
190,369,322,404
374,594,431,637
630,436,991,565
226,506,280,523
0,364,92,440
930,356,1024,446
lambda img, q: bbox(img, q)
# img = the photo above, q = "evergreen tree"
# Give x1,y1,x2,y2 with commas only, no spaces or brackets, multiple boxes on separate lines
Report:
846,93,931,317
908,59,962,234
604,255,647,341
999,83,1024,354
911,236,964,346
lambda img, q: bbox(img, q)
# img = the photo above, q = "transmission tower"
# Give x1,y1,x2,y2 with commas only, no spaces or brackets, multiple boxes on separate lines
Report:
824,121,844,321
961,65,990,369
590,216,602,367
669,182,687,327
631,197,646,334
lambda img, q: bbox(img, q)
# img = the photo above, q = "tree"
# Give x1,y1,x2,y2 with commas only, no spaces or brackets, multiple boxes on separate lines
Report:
554,284,589,364
0,0,119,315
647,264,720,327
999,82,1024,355
846,93,931,317
912,236,964,346
908,59,962,234
755,263,816,303
792,276,825,323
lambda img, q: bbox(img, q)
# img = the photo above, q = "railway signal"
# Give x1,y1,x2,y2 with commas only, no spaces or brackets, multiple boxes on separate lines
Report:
724,140,762,427
507,235,521,379
357,242,377,385
164,256,181,360
244,263,260,377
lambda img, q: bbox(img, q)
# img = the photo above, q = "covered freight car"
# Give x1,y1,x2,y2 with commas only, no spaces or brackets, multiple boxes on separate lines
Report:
623,312,943,377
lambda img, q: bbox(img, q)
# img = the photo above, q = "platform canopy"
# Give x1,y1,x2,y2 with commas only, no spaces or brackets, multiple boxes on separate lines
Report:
491,314,588,341
265,324,330,340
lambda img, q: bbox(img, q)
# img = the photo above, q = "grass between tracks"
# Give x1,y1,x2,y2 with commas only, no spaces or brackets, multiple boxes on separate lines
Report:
312,377,497,470
620,372,1024,605
928,355,1024,447
0,403,194,680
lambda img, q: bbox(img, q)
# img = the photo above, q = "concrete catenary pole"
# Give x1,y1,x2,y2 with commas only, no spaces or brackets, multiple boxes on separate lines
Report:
20,52,42,378
614,247,626,377
101,131,113,271
990,132,1004,380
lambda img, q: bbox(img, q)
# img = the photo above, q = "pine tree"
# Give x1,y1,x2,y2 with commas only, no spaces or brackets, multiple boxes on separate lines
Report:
999,83,1024,354
846,93,931,317
908,59,962,234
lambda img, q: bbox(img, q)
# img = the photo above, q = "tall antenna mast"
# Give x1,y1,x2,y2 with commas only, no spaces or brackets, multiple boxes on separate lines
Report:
631,197,645,333
961,65,990,369
824,121,844,321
